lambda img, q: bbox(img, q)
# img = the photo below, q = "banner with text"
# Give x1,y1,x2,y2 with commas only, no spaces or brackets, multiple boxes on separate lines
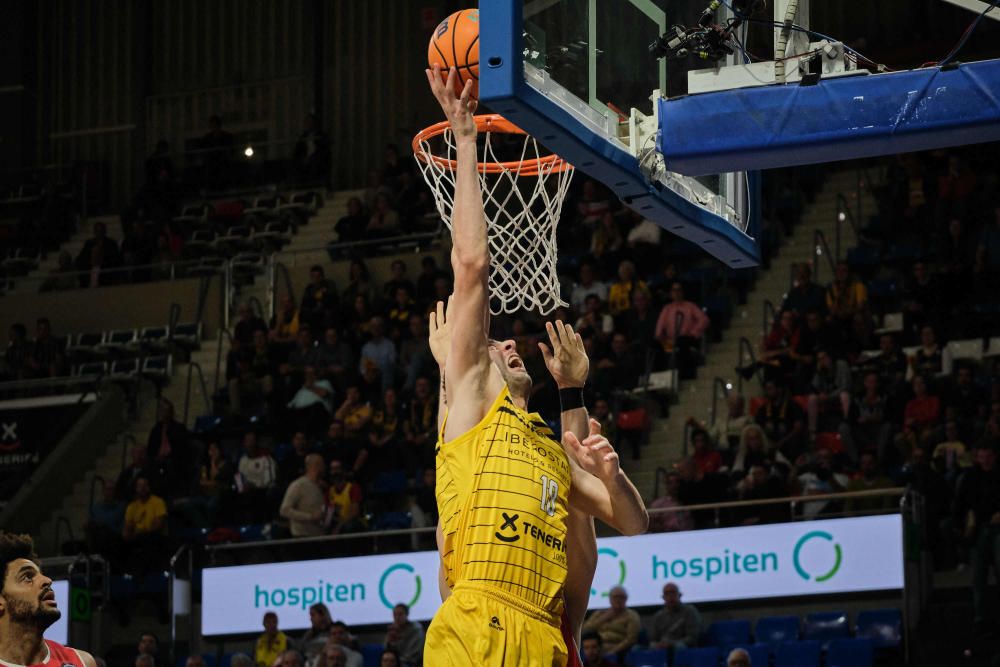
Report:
201,514,903,635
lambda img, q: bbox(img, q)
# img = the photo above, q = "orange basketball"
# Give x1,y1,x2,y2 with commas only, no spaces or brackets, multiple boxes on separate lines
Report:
428,8,479,99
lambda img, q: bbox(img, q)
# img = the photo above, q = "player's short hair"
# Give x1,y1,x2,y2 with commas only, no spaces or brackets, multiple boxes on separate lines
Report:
0,533,37,595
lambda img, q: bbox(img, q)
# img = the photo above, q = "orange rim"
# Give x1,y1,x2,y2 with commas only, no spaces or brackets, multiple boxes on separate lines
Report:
412,114,572,176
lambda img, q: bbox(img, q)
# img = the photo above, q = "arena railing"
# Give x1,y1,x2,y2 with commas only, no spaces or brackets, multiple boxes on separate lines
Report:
811,229,836,284
1,257,222,296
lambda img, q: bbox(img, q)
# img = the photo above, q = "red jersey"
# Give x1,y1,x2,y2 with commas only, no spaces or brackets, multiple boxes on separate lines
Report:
561,609,583,667
3,640,88,667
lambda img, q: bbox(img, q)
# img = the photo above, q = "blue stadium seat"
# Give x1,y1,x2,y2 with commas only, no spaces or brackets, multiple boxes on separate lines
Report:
723,644,769,667
803,611,850,647
755,615,799,645
360,643,383,667
856,609,902,649
827,637,875,667
628,647,667,667
707,619,751,647
672,646,720,667
774,639,820,667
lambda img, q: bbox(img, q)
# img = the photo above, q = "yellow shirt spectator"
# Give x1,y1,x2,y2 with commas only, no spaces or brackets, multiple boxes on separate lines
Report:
254,630,287,667
124,493,167,536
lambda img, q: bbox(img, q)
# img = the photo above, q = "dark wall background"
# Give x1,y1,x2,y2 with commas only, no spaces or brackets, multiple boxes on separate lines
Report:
2,0,998,208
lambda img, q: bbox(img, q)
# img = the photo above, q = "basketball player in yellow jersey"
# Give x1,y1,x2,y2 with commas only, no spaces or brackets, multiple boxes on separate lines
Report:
423,66,648,666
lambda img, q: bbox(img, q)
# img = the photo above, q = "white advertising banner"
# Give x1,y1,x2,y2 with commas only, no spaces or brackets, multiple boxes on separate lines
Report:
201,514,903,635
47,580,69,645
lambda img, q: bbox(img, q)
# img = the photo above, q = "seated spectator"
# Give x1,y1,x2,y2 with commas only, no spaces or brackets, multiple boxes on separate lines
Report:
594,333,642,395
909,325,943,378
300,265,338,334
197,441,235,525
236,432,278,522
335,197,367,243
403,377,437,468
279,432,314,488
122,477,167,574
590,211,624,271
570,261,609,312
145,398,192,497
580,632,615,667
383,260,417,304
647,471,694,533
901,260,941,343
932,420,972,480
739,309,799,385
899,374,941,450
76,221,122,287
278,651,303,667
690,428,722,474
840,372,892,462
28,317,64,378
360,317,397,391
690,393,748,452
399,315,433,392
727,648,752,667
254,611,289,667
86,480,124,565
863,333,907,399
287,366,335,437
116,445,153,501
270,294,301,344
280,453,327,537
377,649,401,667
655,282,709,377
367,193,401,237
385,287,416,340
299,603,333,664
575,294,614,343
806,349,851,436
1,323,30,381
825,261,869,334
732,424,790,474
676,457,731,529
651,583,700,649
736,464,790,525
754,380,807,460
845,452,895,513
945,364,985,438
328,622,363,667
581,586,641,659
335,386,372,445
358,358,384,405
607,260,647,317
383,603,423,667
231,654,253,667
625,214,662,269
319,644,346,667
576,179,611,231
794,447,848,519
415,256,446,307
952,445,1000,634
186,656,205,667
234,302,269,347
345,294,375,345
317,327,355,391
291,113,331,185
326,459,364,534
41,250,77,292
230,329,277,417
782,263,826,316
135,656,154,667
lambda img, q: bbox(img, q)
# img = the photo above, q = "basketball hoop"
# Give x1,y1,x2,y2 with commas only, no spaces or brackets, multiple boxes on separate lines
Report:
413,114,574,315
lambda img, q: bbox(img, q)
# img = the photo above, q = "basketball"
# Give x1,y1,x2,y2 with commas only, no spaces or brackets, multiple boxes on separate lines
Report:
427,8,479,99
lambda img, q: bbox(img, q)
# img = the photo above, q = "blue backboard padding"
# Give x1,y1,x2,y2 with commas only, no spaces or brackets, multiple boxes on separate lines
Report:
658,59,1000,176
478,0,760,268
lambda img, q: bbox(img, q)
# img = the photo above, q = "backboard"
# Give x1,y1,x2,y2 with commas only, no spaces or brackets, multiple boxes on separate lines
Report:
479,0,760,268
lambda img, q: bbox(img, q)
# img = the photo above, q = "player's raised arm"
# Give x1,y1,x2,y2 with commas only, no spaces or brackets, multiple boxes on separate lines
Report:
425,66,492,431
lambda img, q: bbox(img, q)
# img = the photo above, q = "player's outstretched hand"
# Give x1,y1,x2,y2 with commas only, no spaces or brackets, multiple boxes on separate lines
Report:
564,418,621,483
425,64,477,143
539,320,589,390
429,297,452,368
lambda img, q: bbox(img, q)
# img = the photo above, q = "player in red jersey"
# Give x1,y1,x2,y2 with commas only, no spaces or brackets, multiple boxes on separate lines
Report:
0,533,98,667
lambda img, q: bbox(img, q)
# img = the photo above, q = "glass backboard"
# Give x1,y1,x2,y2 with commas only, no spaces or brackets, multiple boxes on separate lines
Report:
479,0,760,267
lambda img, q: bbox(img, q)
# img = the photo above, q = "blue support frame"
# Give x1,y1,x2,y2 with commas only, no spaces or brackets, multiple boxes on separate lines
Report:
659,58,1000,176
478,0,761,268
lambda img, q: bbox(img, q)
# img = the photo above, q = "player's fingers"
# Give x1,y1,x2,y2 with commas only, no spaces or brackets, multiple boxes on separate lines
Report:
538,342,553,363
562,322,576,347
429,310,437,331
563,431,582,449
445,294,453,321
427,66,446,97
469,99,478,114
545,321,562,355
603,451,619,464
447,67,461,98
459,77,474,106
437,299,446,324
553,320,569,348
589,417,602,437
574,332,586,353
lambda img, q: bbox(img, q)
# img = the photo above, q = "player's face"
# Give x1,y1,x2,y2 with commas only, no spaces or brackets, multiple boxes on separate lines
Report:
0,559,60,629
489,339,532,395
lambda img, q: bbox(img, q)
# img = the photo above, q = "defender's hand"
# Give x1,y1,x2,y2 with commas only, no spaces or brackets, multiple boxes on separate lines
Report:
565,418,621,483
425,65,477,143
429,298,452,368
539,321,589,389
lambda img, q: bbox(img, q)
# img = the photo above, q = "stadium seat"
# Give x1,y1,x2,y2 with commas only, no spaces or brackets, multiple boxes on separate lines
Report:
372,511,412,531
628,647,667,667
827,637,875,667
139,326,170,353
803,611,850,647
672,646,720,667
172,322,202,351
707,619,751,647
75,361,107,377
723,644,769,667
370,470,408,496
856,609,902,648
755,615,800,645
774,639,820,667
141,355,172,385
360,643,383,667
66,332,106,360
99,328,138,356
109,358,140,380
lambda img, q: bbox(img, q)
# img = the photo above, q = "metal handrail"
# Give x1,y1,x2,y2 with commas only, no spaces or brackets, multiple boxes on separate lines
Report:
277,224,444,261
647,486,905,515
710,377,731,426
247,295,265,320
182,362,211,425
682,421,693,458
737,336,758,395
3,257,221,295
812,229,836,284
763,299,777,337
205,524,435,553
834,192,860,261
120,433,138,472
53,516,74,552
212,327,234,396
652,466,670,500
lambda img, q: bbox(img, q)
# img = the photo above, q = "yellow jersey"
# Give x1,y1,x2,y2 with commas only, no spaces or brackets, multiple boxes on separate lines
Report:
436,386,572,618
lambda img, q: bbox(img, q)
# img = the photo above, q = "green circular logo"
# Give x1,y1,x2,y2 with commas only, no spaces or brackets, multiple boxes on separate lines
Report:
591,547,627,597
793,530,843,582
379,563,422,609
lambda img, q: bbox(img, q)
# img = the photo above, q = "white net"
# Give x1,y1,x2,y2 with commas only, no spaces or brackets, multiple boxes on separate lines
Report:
413,116,574,315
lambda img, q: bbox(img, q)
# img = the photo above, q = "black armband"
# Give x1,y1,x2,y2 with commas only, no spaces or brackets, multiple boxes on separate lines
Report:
559,387,585,411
